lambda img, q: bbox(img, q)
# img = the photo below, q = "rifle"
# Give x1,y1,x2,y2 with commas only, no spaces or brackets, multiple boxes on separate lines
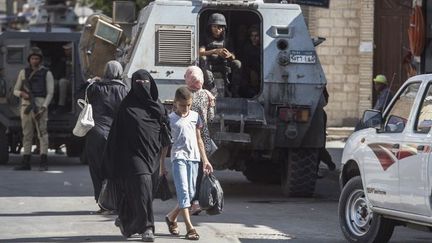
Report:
22,69,38,115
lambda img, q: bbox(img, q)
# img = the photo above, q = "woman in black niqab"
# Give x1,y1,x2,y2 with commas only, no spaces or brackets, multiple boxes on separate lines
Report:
103,69,169,240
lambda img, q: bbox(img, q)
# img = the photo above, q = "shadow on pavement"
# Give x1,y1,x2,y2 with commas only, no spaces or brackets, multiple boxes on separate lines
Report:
0,210,94,217
0,235,125,242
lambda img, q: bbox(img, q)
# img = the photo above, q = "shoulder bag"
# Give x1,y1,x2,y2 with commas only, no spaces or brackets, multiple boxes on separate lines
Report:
73,82,95,137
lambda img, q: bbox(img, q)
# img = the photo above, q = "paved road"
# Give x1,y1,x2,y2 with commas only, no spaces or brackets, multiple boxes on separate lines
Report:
1,144,432,242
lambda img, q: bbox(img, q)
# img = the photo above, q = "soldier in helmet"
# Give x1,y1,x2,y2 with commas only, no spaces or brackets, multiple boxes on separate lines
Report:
373,74,393,112
13,47,54,171
199,13,242,97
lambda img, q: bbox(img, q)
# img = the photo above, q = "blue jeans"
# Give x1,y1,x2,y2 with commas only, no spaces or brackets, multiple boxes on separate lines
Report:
171,159,199,209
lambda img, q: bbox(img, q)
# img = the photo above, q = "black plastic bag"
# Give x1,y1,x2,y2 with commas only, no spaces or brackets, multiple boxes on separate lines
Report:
198,173,224,215
98,179,117,211
154,175,172,201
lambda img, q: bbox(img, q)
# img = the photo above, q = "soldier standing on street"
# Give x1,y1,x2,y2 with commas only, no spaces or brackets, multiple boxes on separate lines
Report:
13,47,54,171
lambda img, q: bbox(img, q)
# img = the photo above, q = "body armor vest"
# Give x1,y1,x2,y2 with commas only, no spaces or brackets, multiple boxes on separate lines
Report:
24,67,48,97
206,37,226,64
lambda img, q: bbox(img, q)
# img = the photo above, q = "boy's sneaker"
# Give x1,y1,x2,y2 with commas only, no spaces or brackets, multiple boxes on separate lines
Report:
142,228,155,242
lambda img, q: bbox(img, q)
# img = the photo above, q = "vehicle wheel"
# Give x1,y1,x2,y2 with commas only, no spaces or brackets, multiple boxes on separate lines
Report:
339,176,394,243
66,140,84,157
281,148,319,197
243,160,281,184
0,124,9,164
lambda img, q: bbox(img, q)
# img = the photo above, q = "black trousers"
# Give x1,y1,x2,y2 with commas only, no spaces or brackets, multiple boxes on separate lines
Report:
117,174,154,235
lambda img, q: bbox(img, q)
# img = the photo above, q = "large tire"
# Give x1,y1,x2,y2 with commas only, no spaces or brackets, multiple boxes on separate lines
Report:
243,160,281,184
0,125,9,164
281,148,319,197
339,176,394,243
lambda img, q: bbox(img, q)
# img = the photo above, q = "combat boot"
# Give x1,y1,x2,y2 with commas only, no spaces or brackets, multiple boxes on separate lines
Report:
39,154,48,171
14,155,31,170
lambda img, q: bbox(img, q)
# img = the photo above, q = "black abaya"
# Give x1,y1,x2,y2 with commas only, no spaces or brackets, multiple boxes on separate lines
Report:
84,61,127,201
103,69,169,237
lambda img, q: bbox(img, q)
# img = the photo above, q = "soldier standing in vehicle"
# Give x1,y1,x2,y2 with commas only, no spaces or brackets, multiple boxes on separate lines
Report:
373,74,393,112
240,25,260,98
13,47,54,171
199,13,242,97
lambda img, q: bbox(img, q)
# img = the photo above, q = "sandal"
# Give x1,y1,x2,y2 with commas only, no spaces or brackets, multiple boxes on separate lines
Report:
185,228,200,240
165,216,180,236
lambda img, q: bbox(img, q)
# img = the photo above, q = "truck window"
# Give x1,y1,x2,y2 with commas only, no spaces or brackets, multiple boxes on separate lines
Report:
7,47,24,64
415,83,432,133
384,82,421,133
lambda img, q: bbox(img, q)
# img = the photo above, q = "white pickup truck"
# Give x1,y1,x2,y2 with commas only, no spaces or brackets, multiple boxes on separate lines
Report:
338,74,432,243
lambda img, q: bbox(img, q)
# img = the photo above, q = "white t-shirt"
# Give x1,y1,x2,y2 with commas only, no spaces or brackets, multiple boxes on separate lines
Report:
169,110,203,162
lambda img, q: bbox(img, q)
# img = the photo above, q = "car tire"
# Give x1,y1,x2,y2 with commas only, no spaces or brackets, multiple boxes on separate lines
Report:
281,148,318,197
0,124,9,164
339,176,394,243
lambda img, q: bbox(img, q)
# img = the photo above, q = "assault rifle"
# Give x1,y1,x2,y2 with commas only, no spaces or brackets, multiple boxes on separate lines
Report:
22,70,39,115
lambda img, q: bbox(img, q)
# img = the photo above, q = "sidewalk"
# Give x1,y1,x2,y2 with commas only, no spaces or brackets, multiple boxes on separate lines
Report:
326,127,354,142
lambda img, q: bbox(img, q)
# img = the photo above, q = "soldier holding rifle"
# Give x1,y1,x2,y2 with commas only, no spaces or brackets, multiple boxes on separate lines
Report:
13,47,54,171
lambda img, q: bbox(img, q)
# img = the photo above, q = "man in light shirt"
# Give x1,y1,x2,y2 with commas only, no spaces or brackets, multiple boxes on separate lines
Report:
13,47,54,171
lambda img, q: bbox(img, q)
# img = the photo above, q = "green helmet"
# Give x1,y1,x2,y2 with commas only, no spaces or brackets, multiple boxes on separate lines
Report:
27,47,43,62
208,13,226,26
373,74,387,84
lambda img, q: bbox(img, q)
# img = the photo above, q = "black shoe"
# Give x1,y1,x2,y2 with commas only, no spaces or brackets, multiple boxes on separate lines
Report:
14,163,31,170
14,155,31,170
39,154,48,171
142,228,155,242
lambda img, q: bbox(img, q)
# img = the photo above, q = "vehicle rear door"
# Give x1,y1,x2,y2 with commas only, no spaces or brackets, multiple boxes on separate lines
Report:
400,80,432,216
364,82,421,210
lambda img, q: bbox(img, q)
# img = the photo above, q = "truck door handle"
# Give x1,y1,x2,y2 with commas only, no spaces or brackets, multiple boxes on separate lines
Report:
417,145,425,151
392,144,400,149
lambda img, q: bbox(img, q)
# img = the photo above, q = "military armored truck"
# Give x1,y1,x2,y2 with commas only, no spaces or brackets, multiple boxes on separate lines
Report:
80,0,328,196
0,0,85,164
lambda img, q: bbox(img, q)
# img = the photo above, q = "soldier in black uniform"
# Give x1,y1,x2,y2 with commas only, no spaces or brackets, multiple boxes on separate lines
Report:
199,13,242,97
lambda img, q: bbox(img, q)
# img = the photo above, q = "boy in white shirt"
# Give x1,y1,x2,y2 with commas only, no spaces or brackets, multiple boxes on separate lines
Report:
160,86,213,240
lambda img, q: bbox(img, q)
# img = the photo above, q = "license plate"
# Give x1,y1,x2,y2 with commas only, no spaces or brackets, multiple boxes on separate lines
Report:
289,50,317,64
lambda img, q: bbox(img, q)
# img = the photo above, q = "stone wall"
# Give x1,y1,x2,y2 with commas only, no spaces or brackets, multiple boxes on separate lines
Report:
304,0,374,126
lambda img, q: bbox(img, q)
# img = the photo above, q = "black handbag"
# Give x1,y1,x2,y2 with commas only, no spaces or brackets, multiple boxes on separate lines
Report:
199,173,224,215
98,179,118,211
154,175,172,201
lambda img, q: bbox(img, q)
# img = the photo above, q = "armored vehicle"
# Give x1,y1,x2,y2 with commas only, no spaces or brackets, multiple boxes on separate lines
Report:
80,0,328,196
0,0,85,164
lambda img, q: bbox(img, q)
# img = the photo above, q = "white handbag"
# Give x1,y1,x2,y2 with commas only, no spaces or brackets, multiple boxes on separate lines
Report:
73,83,95,137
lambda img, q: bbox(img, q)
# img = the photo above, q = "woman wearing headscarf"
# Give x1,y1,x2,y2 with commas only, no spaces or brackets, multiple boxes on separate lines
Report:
184,66,216,215
84,60,128,214
103,69,170,242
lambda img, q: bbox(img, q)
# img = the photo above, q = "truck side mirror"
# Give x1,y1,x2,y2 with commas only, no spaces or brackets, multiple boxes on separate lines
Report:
361,109,383,129
312,36,326,47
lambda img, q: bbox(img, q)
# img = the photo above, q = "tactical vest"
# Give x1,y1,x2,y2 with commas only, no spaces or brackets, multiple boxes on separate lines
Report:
206,37,226,64
24,67,48,97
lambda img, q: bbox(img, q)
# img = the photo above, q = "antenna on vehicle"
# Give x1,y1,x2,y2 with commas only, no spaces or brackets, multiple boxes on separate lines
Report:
382,72,396,113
